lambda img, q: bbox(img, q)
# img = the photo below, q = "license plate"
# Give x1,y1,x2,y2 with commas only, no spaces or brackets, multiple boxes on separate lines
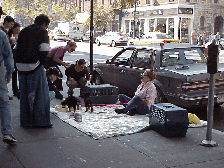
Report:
217,95,224,103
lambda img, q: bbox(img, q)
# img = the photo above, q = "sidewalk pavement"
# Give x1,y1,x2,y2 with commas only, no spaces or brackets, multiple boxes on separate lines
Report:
1,77,224,168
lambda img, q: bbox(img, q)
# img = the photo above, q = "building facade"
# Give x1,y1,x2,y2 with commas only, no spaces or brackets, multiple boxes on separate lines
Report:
60,0,224,43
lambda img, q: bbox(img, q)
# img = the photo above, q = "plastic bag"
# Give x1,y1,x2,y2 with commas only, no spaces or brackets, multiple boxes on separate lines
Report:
188,113,200,124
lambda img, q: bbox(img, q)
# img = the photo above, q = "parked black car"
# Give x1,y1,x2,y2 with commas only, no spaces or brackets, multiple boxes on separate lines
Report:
91,44,224,108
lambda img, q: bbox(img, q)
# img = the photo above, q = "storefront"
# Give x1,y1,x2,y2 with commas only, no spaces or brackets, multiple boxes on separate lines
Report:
121,4,194,43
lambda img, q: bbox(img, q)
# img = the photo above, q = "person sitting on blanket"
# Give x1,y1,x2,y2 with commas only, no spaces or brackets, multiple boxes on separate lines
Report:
115,70,157,116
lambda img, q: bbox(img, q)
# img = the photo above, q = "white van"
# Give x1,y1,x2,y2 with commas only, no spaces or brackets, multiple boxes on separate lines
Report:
68,24,84,41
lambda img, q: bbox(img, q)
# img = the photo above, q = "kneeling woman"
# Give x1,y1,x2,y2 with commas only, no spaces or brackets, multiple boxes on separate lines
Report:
115,70,157,116
65,59,90,97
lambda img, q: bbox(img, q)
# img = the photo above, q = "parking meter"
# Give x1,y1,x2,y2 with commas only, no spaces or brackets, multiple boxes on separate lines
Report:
207,43,218,74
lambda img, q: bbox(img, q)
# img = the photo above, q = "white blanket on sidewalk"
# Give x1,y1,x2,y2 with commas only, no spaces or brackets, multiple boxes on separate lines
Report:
51,105,207,140
51,105,150,140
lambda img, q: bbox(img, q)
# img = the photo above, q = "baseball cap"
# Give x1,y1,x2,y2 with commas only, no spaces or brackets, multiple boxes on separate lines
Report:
47,67,60,77
0,7,6,15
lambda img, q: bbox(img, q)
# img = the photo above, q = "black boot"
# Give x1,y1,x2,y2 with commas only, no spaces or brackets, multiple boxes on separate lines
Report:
127,108,138,116
115,108,125,114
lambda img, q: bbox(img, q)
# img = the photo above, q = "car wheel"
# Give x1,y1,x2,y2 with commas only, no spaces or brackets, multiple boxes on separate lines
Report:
97,40,101,46
93,73,103,85
111,41,116,47
154,86,168,104
53,38,57,41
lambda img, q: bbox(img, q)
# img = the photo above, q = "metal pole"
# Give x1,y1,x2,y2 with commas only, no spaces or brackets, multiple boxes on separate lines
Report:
207,73,215,141
90,0,93,75
200,43,218,147
133,0,136,38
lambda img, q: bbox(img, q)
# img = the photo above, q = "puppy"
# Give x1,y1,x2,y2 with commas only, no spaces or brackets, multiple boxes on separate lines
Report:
83,92,93,112
61,95,80,112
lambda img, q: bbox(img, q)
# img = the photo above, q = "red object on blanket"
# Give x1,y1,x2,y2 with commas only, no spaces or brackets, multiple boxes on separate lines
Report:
79,103,128,106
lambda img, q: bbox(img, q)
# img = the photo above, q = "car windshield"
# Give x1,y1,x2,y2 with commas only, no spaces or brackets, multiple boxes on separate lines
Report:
133,50,154,69
156,34,172,39
161,48,205,67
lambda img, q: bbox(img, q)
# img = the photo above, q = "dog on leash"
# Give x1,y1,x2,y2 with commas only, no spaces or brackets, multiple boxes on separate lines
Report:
61,95,81,112
83,92,93,112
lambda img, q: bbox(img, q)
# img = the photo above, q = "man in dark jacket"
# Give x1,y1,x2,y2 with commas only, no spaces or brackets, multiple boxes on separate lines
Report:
15,14,52,128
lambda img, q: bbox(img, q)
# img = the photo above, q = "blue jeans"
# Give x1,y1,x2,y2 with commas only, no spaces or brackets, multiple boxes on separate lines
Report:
118,94,151,115
0,64,12,134
19,65,51,127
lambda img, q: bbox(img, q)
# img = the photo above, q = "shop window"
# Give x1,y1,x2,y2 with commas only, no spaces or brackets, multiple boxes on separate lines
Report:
102,0,104,4
146,0,150,4
169,0,174,2
149,19,155,32
125,20,129,34
156,18,166,33
214,0,218,3
140,19,145,33
181,18,190,43
186,0,190,2
168,18,174,38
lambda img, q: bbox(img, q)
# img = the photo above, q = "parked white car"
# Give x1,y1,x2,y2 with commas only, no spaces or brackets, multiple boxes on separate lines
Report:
127,32,180,46
96,32,129,47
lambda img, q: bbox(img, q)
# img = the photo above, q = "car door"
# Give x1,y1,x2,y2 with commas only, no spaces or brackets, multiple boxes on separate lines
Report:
115,49,137,95
109,49,134,94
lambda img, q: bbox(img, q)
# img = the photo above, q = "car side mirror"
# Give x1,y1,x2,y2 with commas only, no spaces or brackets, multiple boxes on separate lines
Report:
106,60,111,64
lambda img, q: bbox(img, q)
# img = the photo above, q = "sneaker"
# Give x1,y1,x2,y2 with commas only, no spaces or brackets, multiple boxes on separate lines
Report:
115,108,125,114
3,134,17,143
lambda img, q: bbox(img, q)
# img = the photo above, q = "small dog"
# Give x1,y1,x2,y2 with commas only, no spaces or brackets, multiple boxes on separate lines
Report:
61,95,81,112
83,92,93,112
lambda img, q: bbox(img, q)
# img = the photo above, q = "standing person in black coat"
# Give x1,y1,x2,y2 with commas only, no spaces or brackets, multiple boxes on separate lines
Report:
15,14,53,128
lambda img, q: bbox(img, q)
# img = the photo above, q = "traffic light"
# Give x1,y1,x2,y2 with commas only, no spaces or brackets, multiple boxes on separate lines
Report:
207,43,219,74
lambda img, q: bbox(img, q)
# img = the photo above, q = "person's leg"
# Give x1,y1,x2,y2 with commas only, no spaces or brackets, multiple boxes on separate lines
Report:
20,66,51,127
118,94,131,104
30,66,51,126
19,73,30,127
123,95,150,115
66,80,78,96
49,91,55,101
0,67,12,135
12,66,18,95
78,77,86,97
